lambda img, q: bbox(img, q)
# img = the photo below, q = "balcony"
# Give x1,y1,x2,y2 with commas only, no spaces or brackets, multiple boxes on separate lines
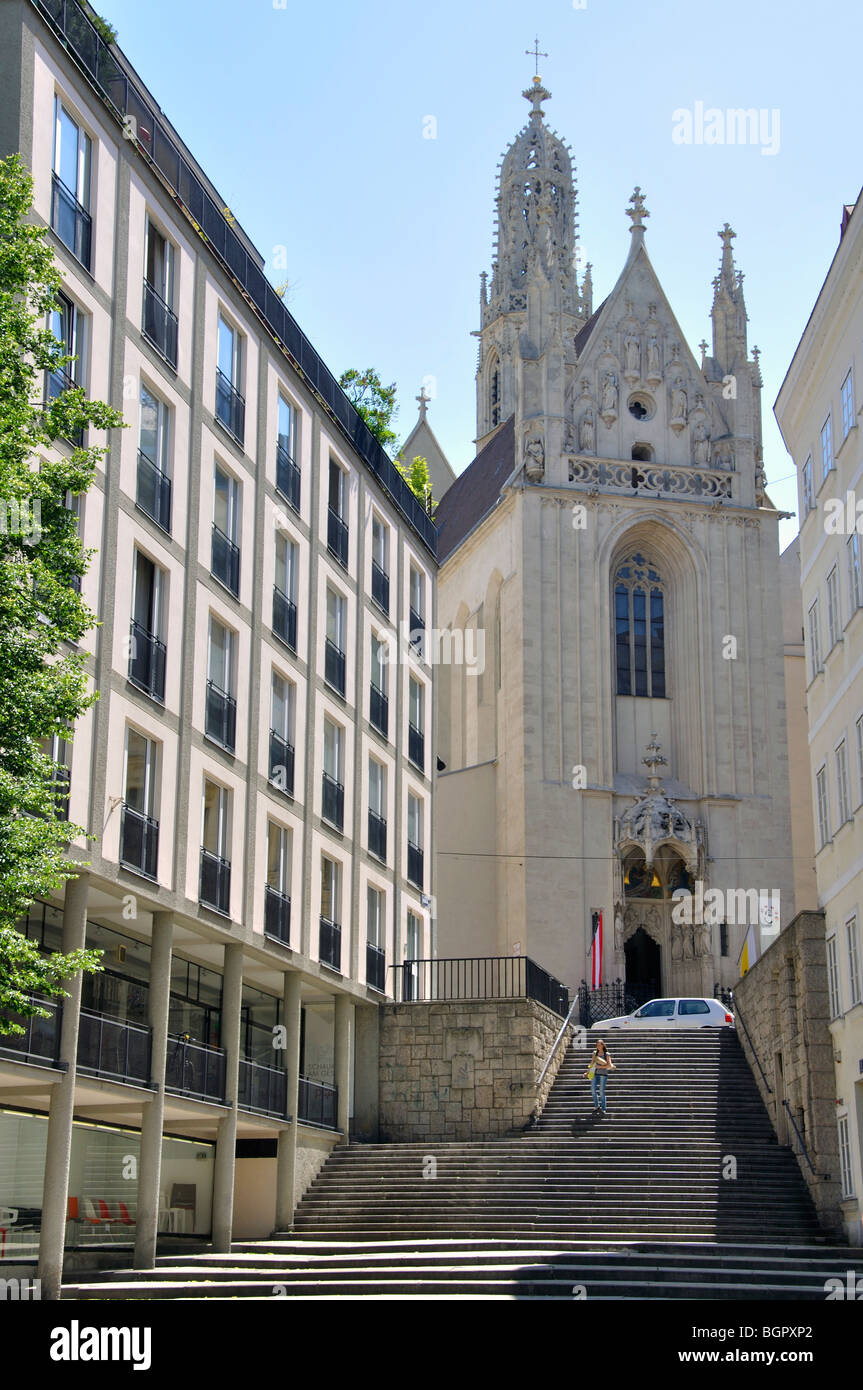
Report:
298,1076,338,1130
370,683,388,738
407,841,424,890
368,809,387,861
77,1009,152,1086
327,507,349,568
136,449,172,533
51,172,91,270
0,997,62,1067
199,847,231,915
371,559,389,614
215,368,245,446
319,916,341,971
119,804,159,880
276,441,301,513
268,729,295,797
165,1034,226,1103
272,587,297,651
366,941,386,993
264,885,292,946
238,1057,288,1118
142,279,178,368
408,722,424,771
211,523,240,596
409,606,425,654
128,618,166,703
205,679,237,752
324,638,346,696
321,772,344,830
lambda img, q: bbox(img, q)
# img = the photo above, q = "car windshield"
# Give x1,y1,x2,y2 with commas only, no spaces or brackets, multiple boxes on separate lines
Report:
638,999,675,1018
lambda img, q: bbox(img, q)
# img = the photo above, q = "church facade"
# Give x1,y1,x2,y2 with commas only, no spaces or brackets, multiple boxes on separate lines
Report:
432,75,802,999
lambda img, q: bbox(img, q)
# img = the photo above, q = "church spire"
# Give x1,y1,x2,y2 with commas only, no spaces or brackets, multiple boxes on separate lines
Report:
710,222,748,371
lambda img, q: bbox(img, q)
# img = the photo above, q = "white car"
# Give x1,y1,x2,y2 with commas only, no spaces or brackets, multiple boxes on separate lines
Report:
590,997,735,1029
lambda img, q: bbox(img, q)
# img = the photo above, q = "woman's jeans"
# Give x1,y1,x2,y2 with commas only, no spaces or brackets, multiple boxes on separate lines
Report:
591,1072,607,1111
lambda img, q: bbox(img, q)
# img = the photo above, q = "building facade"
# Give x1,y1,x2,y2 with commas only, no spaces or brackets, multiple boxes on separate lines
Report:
0,0,435,1294
434,75,802,1001
775,194,863,1243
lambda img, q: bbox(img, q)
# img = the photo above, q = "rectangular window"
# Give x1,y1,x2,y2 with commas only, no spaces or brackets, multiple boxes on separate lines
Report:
371,515,389,612
52,96,92,267
848,533,862,612
323,717,342,783
145,217,175,308
409,676,424,770
124,728,157,819
328,459,345,519
367,885,383,949
218,315,241,387
821,414,833,480
836,741,850,824
816,765,829,848
410,564,425,622
369,757,384,817
277,395,294,458
826,935,841,1018
271,671,294,744
406,911,421,961
132,549,164,638
370,633,389,737
841,370,854,439
321,856,340,924
826,567,841,648
808,599,822,677
216,314,245,443
202,779,229,858
48,292,85,391
208,616,234,694
327,460,349,566
838,1115,855,1199
267,821,291,896
142,218,177,366
409,677,424,734
212,464,241,594
275,394,300,511
801,457,813,516
274,532,297,599
846,915,862,1006
326,587,345,652
206,617,237,751
129,550,167,701
407,792,424,888
139,383,170,471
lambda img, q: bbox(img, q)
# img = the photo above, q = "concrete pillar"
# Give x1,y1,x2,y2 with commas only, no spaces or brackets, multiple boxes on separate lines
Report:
334,993,353,1142
352,1003,379,1140
275,971,302,1230
133,913,173,1269
212,942,243,1253
37,872,88,1300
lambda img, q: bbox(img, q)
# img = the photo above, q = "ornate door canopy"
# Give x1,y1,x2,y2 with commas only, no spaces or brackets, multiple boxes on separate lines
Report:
614,735,704,877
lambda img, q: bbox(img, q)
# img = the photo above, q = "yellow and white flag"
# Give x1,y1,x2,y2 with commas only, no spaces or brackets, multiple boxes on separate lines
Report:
739,923,759,977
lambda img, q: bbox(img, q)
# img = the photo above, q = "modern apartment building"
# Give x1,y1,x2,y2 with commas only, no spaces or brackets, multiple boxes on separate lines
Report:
776,193,863,1245
0,0,436,1294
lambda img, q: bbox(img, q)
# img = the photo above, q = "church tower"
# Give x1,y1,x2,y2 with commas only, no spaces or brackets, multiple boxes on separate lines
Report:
434,69,797,1002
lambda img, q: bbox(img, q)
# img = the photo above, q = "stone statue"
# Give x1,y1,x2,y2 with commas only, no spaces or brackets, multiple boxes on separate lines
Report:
524,434,544,479
601,372,618,420
614,909,624,953
671,378,687,424
624,332,640,378
671,925,683,961
682,927,695,960
695,922,711,956
647,335,661,380
692,421,710,465
579,409,595,453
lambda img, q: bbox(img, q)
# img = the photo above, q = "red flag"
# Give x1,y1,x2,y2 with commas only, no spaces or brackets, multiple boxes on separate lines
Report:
591,910,603,989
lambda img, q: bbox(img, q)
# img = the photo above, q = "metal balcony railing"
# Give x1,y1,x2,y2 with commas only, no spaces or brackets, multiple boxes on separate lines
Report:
298,1076,338,1129
272,586,297,651
211,523,240,596
135,448,172,532
165,1033,226,1102
366,941,386,993
0,997,62,1067
264,885,291,946
142,278,178,367
215,367,245,446
275,440,301,513
119,803,159,880
199,848,231,915
77,1009,152,1085
321,773,344,830
371,559,389,614
370,683,388,737
238,1057,288,1118
324,638,346,695
268,729,295,797
318,916,341,971
391,955,570,1017
409,606,425,653
368,809,387,861
128,618,166,702
50,171,91,269
205,679,236,752
44,364,84,447
407,841,424,890
327,507,348,567
408,722,424,771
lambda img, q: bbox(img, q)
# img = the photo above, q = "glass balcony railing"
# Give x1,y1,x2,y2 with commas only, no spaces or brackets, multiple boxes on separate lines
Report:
368,809,387,861
321,773,344,830
128,618,166,703
264,885,291,946
199,847,231,915
318,916,341,971
326,508,348,568
370,683,388,738
272,587,297,651
366,941,386,993
136,449,172,532
119,803,159,880
211,523,240,596
142,278,178,367
215,368,245,446
205,680,237,752
51,171,91,270
275,441,301,513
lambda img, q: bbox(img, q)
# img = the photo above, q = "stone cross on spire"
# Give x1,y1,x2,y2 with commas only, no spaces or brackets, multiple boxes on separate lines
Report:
416,385,430,420
626,186,650,231
642,733,668,787
525,36,548,76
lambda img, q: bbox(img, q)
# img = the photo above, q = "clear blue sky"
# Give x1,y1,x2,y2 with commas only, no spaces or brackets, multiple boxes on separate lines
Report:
98,0,860,548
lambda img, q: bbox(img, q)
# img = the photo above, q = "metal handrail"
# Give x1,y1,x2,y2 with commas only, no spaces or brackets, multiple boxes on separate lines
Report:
731,997,773,1094
536,994,578,1090
782,1100,816,1176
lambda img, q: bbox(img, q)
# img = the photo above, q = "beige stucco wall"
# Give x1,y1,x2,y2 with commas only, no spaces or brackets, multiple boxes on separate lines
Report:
781,539,819,915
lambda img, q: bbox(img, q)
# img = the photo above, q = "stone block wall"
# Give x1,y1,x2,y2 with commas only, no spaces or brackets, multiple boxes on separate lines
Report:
379,997,571,1141
734,910,843,1235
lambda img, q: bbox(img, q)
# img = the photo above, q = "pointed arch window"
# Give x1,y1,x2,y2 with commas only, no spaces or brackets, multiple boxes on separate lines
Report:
614,553,666,698
490,358,501,427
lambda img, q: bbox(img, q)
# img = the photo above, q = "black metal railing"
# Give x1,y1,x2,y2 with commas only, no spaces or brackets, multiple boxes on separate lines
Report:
272,587,297,650
211,523,240,596
142,278,178,367
298,1076,338,1129
321,773,344,830
205,679,237,751
408,722,424,771
327,508,349,567
264,885,291,946
0,997,62,1066
136,449,172,532
391,956,570,1017
370,683,388,737
407,841,424,889
368,809,387,861
268,729,295,796
276,441,301,513
371,559,389,614
44,364,84,446
319,916,341,971
366,941,386,993
409,606,425,652
32,0,436,555
238,1057,288,1118
128,618,166,702
324,639,346,695
51,171,91,269
77,1009,152,1085
199,848,231,915
119,803,159,879
165,1033,226,1102
215,368,245,446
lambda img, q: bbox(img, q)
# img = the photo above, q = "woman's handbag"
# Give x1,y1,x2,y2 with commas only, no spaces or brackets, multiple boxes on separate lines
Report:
587,1064,596,1080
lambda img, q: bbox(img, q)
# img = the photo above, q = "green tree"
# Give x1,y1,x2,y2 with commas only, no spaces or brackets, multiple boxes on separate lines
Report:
395,454,436,516
339,367,398,454
0,154,120,1029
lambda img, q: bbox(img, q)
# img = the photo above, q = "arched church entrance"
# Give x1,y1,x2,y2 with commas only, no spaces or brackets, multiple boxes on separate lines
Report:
624,927,661,1008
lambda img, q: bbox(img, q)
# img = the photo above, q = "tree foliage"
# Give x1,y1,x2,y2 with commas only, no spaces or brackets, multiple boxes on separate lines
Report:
339,367,398,454
395,454,436,516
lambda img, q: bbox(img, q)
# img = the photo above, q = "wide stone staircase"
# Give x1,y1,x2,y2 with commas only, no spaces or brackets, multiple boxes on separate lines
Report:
63,1030,863,1299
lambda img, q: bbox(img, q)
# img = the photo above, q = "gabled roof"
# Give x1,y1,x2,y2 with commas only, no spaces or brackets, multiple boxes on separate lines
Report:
434,415,516,564
574,298,608,359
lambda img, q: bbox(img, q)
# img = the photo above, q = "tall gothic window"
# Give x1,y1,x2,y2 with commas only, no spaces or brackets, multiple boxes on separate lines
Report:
614,553,666,698
490,360,501,427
